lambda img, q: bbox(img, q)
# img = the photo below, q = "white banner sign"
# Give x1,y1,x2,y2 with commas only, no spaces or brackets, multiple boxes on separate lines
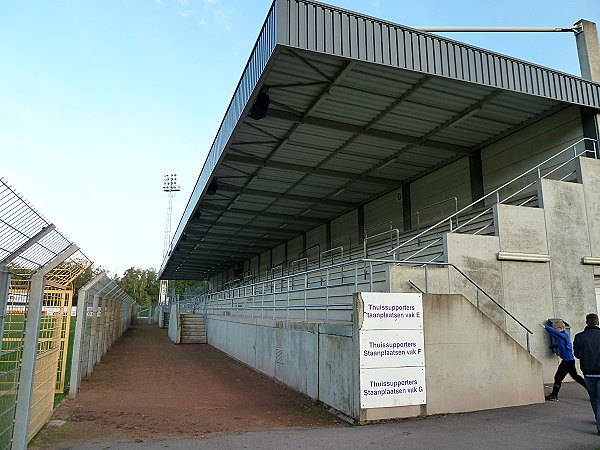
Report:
358,293,426,409
360,366,426,408
360,329,424,368
360,292,423,330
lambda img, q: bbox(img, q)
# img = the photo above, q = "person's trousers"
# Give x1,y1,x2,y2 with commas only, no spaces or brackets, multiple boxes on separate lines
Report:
584,376,600,431
549,360,587,396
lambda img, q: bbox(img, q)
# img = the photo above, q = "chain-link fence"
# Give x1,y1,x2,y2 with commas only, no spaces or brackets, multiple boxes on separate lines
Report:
0,177,132,449
69,274,133,397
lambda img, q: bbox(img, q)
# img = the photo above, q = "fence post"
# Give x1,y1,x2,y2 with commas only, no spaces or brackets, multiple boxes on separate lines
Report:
12,244,78,450
0,264,10,342
70,273,106,397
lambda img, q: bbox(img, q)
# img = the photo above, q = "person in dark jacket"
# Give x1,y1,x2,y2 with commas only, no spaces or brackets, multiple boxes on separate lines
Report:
540,320,586,401
574,313,600,435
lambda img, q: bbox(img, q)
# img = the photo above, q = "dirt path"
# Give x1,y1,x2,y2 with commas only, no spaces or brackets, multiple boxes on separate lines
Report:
31,324,342,449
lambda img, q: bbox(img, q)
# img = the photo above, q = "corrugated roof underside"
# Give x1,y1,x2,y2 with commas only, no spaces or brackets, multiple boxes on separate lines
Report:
278,0,600,108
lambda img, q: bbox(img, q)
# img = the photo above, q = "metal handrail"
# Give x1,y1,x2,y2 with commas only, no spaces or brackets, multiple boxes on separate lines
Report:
416,196,458,230
389,137,598,257
364,229,400,258
198,256,533,351
321,246,344,265
364,220,392,238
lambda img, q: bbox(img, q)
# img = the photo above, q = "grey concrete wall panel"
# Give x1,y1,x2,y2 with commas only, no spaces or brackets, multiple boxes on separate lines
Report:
330,209,358,259
422,294,543,415
495,204,548,255
226,321,258,367
579,157,600,258
501,260,555,381
444,233,506,328
494,202,554,378
255,325,276,377
206,316,229,351
278,0,600,107
541,179,596,330
279,326,319,398
388,266,450,295
410,157,471,226
481,107,584,198
363,190,403,240
318,333,354,416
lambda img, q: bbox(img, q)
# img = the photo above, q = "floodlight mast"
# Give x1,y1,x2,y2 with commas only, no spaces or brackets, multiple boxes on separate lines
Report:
160,174,180,305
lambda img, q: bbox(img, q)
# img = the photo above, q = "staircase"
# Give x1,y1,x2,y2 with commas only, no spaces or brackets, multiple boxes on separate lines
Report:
180,314,207,344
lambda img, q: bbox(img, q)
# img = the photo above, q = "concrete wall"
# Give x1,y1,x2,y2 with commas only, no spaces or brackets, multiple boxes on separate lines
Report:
205,315,355,417
411,157,471,227
421,294,543,415
168,303,180,344
385,163,600,383
204,292,543,421
481,106,584,197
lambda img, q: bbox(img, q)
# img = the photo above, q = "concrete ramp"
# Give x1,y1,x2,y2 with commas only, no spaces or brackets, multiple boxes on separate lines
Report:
421,294,543,416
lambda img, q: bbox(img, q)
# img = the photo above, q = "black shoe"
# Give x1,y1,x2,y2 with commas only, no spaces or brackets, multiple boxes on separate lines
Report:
545,394,558,401
597,430,600,435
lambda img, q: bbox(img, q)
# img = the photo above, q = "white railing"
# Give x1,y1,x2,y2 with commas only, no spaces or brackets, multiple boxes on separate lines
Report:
182,257,533,351
390,138,598,260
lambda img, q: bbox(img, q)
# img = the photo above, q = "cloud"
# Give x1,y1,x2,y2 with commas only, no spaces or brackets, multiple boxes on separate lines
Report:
198,18,208,26
179,11,192,18
155,0,164,4
203,0,218,4
213,6,234,31
174,0,190,5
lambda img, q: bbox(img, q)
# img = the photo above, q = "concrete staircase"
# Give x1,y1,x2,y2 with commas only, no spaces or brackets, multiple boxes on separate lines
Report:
180,314,207,344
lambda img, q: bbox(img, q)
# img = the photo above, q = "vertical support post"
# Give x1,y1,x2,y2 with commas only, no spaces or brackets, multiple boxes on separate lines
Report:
0,264,10,343
12,273,44,449
12,244,78,450
87,289,103,376
358,205,365,244
402,184,412,232
70,273,106,397
575,20,600,82
469,150,484,209
575,20,600,157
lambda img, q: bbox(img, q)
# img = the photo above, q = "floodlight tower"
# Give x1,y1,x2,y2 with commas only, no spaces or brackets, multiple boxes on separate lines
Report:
160,174,180,304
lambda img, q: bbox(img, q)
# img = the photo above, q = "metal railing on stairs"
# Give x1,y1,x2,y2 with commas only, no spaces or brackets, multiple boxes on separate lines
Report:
182,257,534,352
389,137,598,261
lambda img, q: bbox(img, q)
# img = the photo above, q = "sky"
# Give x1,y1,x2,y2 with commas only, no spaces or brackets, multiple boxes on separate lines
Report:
1,0,599,278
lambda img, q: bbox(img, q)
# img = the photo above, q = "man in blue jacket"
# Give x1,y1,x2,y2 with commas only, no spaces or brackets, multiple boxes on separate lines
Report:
574,313,600,435
540,319,586,401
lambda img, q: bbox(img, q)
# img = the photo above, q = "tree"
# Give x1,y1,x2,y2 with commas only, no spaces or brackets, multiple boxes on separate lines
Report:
115,267,159,307
73,264,105,304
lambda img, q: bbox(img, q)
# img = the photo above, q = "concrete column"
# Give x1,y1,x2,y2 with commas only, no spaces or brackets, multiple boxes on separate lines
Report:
575,20,600,82
575,20,600,155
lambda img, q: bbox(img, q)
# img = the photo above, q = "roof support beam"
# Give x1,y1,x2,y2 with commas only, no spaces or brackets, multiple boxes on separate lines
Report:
217,182,357,208
198,204,325,225
265,109,472,154
224,154,399,186
188,219,303,236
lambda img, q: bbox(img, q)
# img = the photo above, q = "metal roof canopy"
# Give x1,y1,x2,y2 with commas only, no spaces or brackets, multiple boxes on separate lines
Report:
160,0,600,280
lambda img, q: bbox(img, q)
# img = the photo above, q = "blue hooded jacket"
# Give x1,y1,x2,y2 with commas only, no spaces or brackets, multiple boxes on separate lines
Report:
544,325,574,361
